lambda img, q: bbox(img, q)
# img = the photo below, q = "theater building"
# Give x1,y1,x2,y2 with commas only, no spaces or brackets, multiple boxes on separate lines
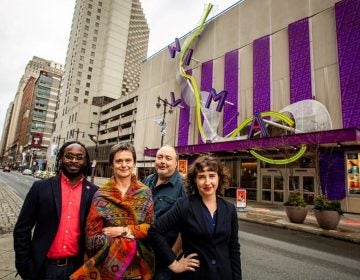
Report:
134,0,360,213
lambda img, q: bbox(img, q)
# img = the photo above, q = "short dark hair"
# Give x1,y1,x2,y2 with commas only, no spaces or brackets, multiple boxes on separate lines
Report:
55,141,91,176
109,143,136,164
185,155,230,196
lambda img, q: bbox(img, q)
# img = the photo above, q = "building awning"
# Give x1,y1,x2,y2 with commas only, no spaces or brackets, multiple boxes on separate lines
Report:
144,127,360,157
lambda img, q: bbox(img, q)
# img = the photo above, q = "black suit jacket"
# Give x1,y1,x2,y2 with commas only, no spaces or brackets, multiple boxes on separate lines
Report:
149,194,242,280
13,175,98,279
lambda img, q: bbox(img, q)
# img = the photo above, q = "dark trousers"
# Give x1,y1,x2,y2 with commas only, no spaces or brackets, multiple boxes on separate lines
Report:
42,262,79,280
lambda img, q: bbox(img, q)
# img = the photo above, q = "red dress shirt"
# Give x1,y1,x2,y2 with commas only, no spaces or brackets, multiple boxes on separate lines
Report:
47,173,83,258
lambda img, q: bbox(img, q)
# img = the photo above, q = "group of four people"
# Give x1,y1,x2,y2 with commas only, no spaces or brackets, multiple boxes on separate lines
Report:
13,141,242,279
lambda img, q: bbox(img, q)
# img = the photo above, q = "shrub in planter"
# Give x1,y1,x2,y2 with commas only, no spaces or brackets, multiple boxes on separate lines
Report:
313,194,343,230
283,192,308,224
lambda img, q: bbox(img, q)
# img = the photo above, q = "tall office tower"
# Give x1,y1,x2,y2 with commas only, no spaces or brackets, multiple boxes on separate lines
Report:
2,57,63,166
53,0,149,149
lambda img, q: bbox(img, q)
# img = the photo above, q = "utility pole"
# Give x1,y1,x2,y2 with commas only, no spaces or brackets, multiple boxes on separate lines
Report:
156,96,173,147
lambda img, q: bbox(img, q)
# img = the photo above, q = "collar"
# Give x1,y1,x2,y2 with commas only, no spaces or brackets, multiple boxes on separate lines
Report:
60,171,84,185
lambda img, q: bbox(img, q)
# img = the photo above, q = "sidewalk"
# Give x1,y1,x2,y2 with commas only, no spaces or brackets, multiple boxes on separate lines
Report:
237,201,360,244
1,182,360,279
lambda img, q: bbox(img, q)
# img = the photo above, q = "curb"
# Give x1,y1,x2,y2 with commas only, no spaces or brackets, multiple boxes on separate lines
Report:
238,215,360,244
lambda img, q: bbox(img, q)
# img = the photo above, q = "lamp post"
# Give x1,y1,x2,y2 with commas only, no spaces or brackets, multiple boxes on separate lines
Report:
53,135,66,146
156,96,173,146
74,128,85,141
88,121,107,183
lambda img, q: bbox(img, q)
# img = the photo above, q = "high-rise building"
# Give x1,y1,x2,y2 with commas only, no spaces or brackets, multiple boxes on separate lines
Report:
53,0,149,151
1,57,63,166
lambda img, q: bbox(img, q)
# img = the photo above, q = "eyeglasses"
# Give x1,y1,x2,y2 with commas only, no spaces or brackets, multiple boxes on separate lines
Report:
64,153,86,161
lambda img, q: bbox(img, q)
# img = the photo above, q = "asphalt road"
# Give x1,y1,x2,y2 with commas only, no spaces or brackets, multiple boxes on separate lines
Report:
240,221,360,280
0,170,36,199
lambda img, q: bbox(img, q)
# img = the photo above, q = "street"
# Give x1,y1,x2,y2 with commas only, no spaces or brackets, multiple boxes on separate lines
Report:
0,170,36,199
1,171,360,280
240,221,360,280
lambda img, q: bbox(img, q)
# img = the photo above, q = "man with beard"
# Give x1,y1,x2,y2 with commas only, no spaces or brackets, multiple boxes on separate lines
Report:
14,141,98,280
143,145,186,280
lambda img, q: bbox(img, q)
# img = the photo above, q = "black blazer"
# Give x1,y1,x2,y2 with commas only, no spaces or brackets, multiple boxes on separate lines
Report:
149,195,242,280
13,175,98,279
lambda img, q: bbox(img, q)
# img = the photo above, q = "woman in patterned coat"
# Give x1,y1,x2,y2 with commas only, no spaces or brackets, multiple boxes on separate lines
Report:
71,143,154,280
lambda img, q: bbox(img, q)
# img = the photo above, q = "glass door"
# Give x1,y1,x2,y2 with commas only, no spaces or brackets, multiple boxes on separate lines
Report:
288,168,316,204
260,169,285,203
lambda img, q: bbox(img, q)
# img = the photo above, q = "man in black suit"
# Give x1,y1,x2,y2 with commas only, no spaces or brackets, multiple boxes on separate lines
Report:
13,141,98,280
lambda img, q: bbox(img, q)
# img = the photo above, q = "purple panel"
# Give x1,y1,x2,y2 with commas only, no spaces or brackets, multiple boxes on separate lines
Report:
223,50,239,136
253,36,270,113
319,150,346,200
199,60,213,144
335,0,360,128
288,18,312,103
178,70,192,146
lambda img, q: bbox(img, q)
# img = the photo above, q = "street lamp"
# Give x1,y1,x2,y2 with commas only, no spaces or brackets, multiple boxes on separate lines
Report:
74,128,85,141
156,96,173,146
53,135,66,145
88,121,107,183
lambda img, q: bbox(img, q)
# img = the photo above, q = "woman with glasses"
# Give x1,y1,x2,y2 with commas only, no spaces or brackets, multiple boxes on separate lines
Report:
148,155,242,280
71,143,154,280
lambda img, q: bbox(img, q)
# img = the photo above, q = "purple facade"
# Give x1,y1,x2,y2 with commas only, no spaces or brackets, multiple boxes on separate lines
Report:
253,36,270,113
177,70,192,146
319,150,346,200
223,50,239,136
335,0,360,128
288,18,312,103
200,60,213,144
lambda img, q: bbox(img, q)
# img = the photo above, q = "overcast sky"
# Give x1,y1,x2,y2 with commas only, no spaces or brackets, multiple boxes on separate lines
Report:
0,0,240,138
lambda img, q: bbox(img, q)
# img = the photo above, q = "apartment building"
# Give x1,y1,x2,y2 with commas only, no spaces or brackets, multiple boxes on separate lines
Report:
1,57,64,167
52,0,149,156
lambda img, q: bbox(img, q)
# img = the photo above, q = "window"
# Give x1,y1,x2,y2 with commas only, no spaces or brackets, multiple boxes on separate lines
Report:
90,51,95,57
76,80,80,85
85,25,89,31
84,99,88,104
86,82,90,88
89,59,94,64
88,66,93,72
94,29,98,35
85,90,89,96
96,15,100,20
87,75,91,80
74,96,78,101
77,71,82,77
95,22,99,27
92,44,96,49
75,88,80,93
88,4,92,9
86,18,90,23
79,63,83,69
82,40,87,46
81,48,85,53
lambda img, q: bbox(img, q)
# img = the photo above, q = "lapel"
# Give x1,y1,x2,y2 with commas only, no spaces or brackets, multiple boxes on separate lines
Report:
79,179,91,228
190,195,212,239
51,175,62,219
215,197,227,235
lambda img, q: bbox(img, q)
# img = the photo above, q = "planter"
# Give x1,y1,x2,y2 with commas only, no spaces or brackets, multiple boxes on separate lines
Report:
314,210,341,230
284,206,308,224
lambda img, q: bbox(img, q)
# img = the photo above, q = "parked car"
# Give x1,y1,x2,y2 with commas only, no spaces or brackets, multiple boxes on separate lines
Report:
22,169,33,175
3,166,11,172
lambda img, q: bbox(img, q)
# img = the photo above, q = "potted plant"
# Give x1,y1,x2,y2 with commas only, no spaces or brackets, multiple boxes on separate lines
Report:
313,194,343,230
283,192,308,224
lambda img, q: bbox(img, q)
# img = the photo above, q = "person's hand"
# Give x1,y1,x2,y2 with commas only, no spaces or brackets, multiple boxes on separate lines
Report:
168,253,200,273
102,226,134,238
